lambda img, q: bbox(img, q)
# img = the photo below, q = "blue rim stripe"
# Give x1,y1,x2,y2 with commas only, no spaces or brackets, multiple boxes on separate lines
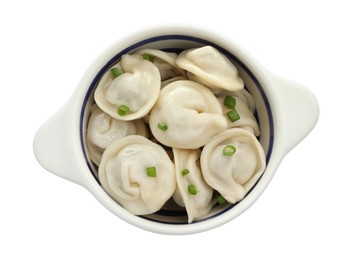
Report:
79,35,274,224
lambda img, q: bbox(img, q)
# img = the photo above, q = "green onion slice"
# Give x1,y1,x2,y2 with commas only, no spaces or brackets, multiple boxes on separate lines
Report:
227,109,240,122
224,96,236,109
181,169,189,176
188,184,197,195
223,145,237,156
217,195,226,205
146,166,157,177
157,122,168,132
117,104,129,116
142,53,154,62
111,67,122,78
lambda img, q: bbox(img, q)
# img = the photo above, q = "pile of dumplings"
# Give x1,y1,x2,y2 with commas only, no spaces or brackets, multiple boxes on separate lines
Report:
87,46,266,223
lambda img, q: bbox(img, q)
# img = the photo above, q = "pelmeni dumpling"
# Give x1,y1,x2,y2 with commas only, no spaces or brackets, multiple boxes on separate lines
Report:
218,95,260,136
86,104,148,166
149,80,228,149
176,46,244,92
172,149,214,223
99,135,176,215
201,128,266,204
232,89,256,112
94,54,161,121
134,49,186,81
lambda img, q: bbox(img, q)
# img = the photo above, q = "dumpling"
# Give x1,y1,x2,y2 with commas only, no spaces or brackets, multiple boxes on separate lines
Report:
172,149,214,223
134,49,186,81
232,89,256,112
218,95,260,136
86,104,148,166
176,46,244,92
98,135,176,215
149,80,228,149
94,54,161,121
201,128,266,204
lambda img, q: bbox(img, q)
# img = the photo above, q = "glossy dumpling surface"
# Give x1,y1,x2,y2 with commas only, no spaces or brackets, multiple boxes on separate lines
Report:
134,49,186,81
172,149,214,223
94,54,161,120
201,128,266,204
99,135,176,215
149,80,227,149
86,104,148,166
176,46,244,92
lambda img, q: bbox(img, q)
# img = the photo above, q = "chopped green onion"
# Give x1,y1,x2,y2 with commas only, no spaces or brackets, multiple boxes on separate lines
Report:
157,122,168,132
188,184,197,195
224,96,236,109
217,195,226,205
181,169,189,176
111,67,122,78
227,109,240,122
142,53,154,62
223,145,237,156
117,104,129,116
146,166,157,177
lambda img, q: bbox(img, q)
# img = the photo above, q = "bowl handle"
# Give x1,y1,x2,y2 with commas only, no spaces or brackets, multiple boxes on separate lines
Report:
33,100,85,186
269,74,319,155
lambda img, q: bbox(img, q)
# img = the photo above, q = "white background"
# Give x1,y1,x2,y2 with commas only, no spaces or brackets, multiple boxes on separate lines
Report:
1,0,349,259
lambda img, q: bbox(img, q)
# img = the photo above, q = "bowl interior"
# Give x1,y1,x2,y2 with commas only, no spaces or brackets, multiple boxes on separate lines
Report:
80,35,274,224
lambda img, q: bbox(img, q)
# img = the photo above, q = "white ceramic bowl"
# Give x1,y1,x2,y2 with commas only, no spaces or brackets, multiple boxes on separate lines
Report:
33,25,319,235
